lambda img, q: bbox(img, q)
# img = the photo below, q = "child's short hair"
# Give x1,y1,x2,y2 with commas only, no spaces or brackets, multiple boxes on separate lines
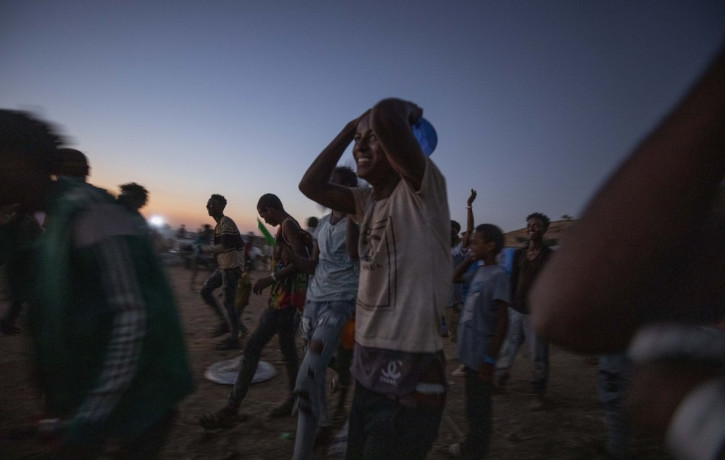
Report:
475,224,504,255
451,220,461,234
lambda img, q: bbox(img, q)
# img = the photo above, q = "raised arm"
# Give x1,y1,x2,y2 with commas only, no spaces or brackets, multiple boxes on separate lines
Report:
369,98,427,191
299,116,364,215
461,189,477,249
530,47,725,353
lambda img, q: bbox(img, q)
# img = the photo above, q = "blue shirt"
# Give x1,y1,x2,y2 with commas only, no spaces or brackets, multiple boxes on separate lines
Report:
457,264,510,370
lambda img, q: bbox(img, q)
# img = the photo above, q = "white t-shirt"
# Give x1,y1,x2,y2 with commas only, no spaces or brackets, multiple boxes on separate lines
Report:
351,157,451,354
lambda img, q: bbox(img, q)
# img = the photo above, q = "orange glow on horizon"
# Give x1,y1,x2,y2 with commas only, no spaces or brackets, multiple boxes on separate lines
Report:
96,181,269,235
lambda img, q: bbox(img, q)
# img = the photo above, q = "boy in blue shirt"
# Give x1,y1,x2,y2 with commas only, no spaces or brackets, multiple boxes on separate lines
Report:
452,224,510,458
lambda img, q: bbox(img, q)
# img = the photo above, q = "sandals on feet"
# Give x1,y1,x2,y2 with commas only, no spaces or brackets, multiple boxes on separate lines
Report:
198,407,239,429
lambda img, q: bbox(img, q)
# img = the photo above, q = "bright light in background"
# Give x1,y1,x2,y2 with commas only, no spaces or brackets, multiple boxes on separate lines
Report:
149,215,165,228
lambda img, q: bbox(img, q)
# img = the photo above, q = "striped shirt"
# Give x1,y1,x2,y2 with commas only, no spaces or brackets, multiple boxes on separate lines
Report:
32,179,193,445
214,215,245,269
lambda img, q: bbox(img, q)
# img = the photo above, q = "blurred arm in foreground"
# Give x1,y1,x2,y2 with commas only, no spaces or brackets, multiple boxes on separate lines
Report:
530,47,725,460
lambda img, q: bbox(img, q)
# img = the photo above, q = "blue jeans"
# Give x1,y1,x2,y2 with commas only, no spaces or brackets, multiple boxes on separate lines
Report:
495,308,549,393
293,299,355,460
227,307,299,409
201,267,241,339
598,353,632,459
346,383,444,460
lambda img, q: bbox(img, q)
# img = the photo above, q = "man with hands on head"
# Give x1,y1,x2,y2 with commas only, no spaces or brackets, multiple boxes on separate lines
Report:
299,98,452,459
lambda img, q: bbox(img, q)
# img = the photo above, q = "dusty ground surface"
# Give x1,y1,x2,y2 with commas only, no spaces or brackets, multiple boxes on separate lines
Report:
0,261,671,459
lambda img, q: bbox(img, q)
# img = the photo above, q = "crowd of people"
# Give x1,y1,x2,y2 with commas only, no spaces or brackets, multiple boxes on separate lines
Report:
1,46,724,460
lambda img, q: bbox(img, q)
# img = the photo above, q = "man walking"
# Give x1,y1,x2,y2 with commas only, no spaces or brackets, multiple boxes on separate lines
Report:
200,194,246,350
198,193,309,428
0,110,193,457
495,212,553,409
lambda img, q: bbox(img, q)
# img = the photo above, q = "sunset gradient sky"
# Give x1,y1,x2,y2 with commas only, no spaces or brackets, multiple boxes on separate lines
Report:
2,1,724,235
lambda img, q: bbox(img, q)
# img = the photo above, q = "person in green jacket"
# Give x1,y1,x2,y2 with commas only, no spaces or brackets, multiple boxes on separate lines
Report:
0,109,194,458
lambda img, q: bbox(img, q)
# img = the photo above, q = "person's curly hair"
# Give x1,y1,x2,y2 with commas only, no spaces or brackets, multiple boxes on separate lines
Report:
209,194,227,209
526,212,551,231
120,182,149,207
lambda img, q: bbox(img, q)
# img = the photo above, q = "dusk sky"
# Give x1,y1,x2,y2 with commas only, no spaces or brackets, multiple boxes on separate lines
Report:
2,1,724,235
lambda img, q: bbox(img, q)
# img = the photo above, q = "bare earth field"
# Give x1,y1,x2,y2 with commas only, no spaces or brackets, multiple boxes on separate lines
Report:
1,262,671,459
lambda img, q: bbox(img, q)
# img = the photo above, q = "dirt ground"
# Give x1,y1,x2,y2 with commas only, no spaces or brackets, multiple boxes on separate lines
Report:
0,261,672,459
